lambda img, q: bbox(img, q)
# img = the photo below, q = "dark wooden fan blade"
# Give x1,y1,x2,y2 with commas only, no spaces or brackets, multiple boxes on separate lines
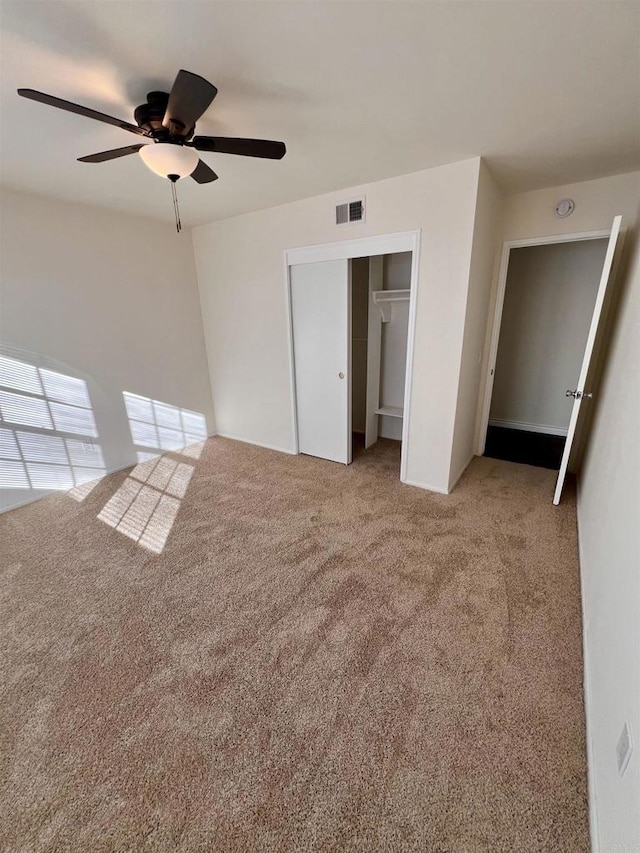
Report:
191,136,286,159
191,159,218,184
78,144,145,163
17,89,147,136
163,70,217,136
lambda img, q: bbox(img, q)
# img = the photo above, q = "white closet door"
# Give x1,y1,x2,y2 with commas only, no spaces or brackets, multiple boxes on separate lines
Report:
291,259,352,465
553,215,623,505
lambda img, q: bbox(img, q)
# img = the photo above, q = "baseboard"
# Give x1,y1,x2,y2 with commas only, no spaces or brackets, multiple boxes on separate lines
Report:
448,453,474,493
576,481,599,853
0,436,218,516
0,458,137,516
1,489,58,514
489,418,568,437
214,432,297,456
401,476,450,495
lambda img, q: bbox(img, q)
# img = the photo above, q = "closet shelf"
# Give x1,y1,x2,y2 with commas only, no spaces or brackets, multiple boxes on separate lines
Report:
372,289,410,322
375,405,404,419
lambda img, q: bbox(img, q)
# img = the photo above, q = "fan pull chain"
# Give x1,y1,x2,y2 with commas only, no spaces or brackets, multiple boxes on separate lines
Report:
169,175,182,233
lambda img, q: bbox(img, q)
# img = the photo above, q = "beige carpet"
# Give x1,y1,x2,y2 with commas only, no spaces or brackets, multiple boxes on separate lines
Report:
0,437,589,852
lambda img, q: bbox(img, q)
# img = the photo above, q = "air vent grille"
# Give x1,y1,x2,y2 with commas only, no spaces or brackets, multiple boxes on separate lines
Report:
336,197,365,225
336,203,349,225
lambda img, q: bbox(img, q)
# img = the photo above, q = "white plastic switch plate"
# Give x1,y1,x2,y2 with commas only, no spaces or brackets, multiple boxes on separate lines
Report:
616,721,633,777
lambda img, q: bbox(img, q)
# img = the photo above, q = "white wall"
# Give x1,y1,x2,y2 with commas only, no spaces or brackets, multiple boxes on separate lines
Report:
475,170,640,451
383,251,412,290
490,239,608,432
576,207,640,852
450,160,503,487
479,172,640,851
0,188,215,512
502,172,640,242
192,158,482,492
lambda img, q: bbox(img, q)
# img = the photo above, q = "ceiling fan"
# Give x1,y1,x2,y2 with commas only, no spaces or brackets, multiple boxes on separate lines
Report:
17,69,287,231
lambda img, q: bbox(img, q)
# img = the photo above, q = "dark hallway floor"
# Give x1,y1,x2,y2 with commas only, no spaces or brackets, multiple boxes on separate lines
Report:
484,425,566,470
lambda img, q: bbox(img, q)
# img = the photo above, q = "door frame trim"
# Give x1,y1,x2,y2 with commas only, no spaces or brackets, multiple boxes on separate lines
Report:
284,229,421,482
476,228,611,457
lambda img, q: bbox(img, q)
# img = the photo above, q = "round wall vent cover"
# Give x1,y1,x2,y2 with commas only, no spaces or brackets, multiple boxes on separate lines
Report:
555,198,575,218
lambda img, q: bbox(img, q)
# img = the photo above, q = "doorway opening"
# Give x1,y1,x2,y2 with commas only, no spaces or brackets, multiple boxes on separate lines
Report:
477,217,623,503
285,230,420,484
486,238,608,468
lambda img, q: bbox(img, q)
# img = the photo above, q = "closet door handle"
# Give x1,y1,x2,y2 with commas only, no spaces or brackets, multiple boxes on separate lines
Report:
338,372,345,379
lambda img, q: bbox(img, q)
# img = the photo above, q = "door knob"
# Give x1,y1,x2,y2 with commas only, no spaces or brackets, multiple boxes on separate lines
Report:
566,390,582,399
338,372,345,379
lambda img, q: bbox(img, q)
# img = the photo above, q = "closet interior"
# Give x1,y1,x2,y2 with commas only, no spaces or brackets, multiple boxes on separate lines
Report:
351,251,412,462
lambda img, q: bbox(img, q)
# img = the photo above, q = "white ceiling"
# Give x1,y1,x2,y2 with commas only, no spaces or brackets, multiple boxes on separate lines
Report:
1,1,639,226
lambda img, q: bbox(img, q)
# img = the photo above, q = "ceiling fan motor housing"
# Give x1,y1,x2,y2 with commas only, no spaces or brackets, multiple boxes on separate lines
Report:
133,91,193,140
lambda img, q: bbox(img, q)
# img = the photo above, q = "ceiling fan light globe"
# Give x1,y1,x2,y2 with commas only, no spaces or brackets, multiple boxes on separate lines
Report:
139,143,198,179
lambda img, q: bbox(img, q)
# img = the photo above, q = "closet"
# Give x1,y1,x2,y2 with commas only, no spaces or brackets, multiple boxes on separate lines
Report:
290,250,412,473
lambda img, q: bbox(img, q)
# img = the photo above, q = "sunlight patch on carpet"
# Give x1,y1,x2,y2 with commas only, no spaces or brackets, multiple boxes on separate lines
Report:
98,454,193,553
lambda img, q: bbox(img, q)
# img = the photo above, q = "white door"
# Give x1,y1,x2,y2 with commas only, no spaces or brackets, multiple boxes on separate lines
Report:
365,256,384,448
553,215,623,504
290,259,352,464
